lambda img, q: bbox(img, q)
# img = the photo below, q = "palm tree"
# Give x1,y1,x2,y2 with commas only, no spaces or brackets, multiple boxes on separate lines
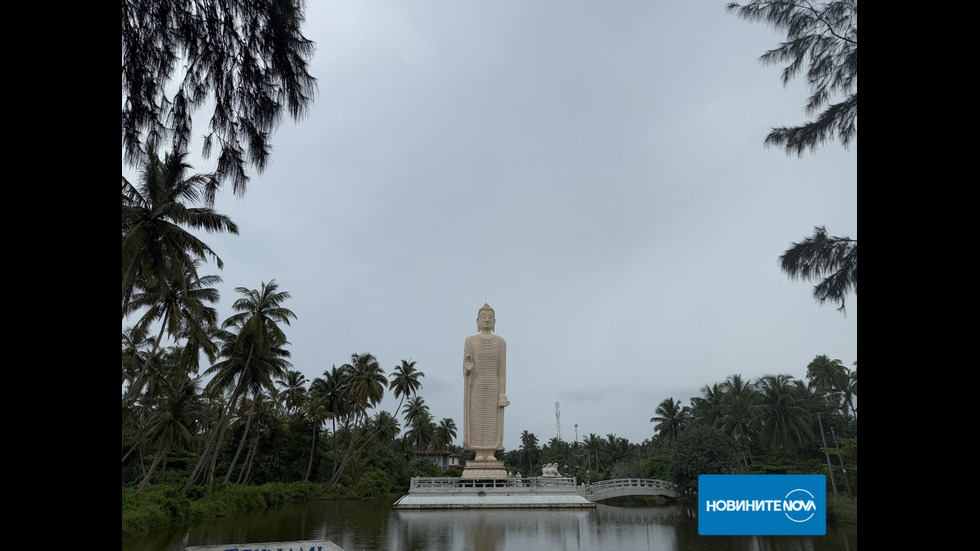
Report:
309,364,349,437
402,396,430,429
720,374,760,469
345,353,387,413
183,280,295,490
841,363,857,417
806,354,848,412
137,372,205,491
389,359,425,421
222,280,297,369
325,352,387,487
582,433,607,479
650,397,691,445
405,411,436,452
122,325,153,388
520,430,539,474
689,383,726,428
372,410,402,443
276,370,309,416
122,260,221,408
753,374,813,455
604,434,631,465
303,396,332,482
122,151,237,315
434,418,458,451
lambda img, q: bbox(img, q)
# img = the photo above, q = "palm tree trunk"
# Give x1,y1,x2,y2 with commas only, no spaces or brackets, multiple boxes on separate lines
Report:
830,425,853,498
203,347,255,485
326,411,378,487
226,396,257,481
304,426,317,482
138,443,168,491
816,413,839,500
182,376,246,492
240,434,261,485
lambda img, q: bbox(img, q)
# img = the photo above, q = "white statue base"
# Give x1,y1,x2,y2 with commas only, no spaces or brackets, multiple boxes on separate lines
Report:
460,460,507,479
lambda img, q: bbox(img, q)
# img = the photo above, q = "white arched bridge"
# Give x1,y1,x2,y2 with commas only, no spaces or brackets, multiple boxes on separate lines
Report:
583,478,679,501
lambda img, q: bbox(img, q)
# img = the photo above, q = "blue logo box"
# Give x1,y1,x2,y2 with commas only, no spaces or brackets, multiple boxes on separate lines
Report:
698,474,826,535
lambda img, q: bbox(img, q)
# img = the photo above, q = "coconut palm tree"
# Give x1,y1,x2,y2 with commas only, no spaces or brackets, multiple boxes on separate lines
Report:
183,281,295,490
690,383,726,428
520,430,539,474
753,374,813,455
304,396,332,482
604,434,631,465
276,370,309,416
342,353,386,419
137,372,205,491
122,260,221,409
720,374,760,469
650,397,691,445
405,411,436,452
806,355,848,412
402,396,430,429
372,410,402,443
841,363,857,417
309,364,350,437
582,433,607,479
122,151,237,315
389,359,425,421
326,352,387,486
434,418,458,451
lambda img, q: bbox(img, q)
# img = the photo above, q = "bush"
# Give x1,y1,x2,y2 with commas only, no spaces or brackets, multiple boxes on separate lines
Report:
123,482,328,540
670,426,734,495
354,469,391,498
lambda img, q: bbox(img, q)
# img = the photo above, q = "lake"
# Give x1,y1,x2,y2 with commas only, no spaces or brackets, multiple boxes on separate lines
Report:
122,495,857,550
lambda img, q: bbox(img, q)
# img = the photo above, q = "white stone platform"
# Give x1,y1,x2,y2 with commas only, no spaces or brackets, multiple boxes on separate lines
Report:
460,459,507,478
392,476,596,509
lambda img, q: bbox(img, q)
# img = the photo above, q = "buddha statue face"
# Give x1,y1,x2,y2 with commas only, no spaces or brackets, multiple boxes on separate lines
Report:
477,304,495,332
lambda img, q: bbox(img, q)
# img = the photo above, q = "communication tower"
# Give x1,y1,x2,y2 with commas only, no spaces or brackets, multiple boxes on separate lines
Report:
555,401,562,441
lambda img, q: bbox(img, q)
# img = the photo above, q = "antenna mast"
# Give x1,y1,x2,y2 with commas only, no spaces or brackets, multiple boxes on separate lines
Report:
555,401,562,441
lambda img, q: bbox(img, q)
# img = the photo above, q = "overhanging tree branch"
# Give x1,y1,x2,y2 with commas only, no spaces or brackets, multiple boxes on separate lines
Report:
779,226,857,312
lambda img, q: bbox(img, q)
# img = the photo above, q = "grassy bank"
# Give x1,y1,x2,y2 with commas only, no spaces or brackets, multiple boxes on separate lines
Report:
828,497,857,524
122,482,328,540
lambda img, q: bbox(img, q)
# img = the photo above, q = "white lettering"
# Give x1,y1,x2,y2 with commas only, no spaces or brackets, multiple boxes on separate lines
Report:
705,498,816,513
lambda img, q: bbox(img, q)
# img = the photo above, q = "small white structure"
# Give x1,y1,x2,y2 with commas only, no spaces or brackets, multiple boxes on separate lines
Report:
541,463,562,478
414,450,461,471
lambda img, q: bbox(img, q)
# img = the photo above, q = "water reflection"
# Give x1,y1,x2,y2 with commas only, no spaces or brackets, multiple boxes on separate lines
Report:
122,497,855,551
395,509,594,551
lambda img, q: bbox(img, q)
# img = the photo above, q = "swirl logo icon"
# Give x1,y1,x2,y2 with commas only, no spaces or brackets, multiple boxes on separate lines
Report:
782,488,817,523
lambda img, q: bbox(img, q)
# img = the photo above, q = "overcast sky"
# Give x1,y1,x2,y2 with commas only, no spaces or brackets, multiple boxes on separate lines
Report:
129,0,857,451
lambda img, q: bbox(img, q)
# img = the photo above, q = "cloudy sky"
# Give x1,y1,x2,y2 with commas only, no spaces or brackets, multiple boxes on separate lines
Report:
131,0,857,451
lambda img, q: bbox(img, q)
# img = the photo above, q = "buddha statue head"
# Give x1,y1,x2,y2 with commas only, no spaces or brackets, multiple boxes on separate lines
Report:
477,303,496,332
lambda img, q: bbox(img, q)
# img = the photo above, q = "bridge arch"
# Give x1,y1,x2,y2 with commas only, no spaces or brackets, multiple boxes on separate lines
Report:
585,478,678,501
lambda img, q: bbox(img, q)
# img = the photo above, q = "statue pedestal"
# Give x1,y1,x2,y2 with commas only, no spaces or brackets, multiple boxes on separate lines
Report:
460,460,507,479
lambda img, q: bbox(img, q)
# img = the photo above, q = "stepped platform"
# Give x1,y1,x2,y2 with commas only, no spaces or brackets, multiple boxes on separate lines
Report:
393,476,595,509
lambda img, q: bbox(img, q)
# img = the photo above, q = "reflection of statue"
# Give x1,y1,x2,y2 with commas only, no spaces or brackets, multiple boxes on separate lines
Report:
463,303,509,462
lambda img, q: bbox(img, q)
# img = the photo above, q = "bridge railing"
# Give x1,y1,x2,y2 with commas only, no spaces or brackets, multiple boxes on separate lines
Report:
410,476,578,491
585,478,678,500
587,478,675,491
